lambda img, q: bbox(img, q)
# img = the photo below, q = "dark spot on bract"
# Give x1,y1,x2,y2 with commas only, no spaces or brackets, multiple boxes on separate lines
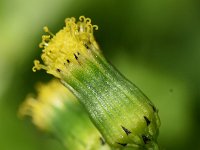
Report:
142,135,150,144
149,103,157,112
152,106,157,112
100,137,105,145
56,68,61,72
116,142,127,147
74,53,78,60
67,59,70,63
144,116,151,126
121,126,132,135
84,44,89,49
77,52,80,55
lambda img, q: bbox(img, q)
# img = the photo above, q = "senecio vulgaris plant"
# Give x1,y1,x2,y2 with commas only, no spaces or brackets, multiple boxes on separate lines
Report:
32,16,161,149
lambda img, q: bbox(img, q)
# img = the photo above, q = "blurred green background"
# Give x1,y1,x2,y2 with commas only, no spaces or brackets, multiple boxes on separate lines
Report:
0,0,200,149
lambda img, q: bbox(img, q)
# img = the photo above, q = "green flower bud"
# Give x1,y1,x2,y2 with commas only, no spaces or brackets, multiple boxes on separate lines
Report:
19,79,111,150
33,16,161,149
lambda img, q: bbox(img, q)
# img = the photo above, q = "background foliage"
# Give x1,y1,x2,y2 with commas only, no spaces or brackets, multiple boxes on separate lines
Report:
0,0,200,149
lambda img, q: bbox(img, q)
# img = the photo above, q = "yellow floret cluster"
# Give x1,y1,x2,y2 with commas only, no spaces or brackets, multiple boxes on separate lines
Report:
33,16,99,79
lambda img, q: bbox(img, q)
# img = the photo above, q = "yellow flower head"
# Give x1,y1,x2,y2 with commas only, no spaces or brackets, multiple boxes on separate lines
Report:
19,79,76,130
19,80,112,150
33,16,100,79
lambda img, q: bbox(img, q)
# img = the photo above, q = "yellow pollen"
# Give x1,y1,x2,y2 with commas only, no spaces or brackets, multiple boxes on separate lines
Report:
33,16,99,79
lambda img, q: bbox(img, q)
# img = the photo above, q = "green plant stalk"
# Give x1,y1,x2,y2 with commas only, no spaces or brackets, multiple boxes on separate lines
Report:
33,16,161,149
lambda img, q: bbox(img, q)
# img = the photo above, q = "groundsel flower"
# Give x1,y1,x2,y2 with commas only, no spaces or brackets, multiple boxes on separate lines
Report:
32,16,160,149
19,79,111,150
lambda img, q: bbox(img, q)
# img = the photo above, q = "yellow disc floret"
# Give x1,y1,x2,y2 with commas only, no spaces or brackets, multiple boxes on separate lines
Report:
33,16,99,79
